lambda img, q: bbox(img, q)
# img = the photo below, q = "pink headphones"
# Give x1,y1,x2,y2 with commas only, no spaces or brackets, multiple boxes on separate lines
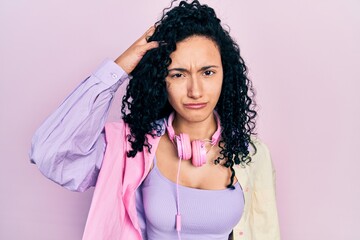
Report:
166,111,222,167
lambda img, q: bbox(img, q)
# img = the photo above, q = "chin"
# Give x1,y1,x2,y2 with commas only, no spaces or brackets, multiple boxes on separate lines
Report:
176,108,215,123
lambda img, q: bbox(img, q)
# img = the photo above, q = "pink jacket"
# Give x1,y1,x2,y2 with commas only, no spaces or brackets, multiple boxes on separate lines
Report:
82,122,159,239
82,121,280,240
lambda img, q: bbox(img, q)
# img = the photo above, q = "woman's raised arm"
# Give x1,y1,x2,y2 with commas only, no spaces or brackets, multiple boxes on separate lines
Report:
29,26,160,192
29,59,128,192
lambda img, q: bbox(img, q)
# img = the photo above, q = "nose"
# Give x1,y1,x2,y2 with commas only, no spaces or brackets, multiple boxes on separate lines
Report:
187,75,202,99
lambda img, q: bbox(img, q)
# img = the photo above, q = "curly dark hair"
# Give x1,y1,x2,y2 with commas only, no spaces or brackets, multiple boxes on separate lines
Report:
121,0,257,188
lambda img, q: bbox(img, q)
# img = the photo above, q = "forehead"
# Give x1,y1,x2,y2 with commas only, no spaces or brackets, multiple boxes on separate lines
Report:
169,36,221,66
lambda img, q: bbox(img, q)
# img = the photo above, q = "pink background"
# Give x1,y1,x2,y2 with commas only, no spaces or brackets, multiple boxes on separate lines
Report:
1,0,359,239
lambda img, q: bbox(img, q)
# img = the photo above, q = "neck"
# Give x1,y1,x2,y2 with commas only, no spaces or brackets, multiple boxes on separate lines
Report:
172,113,218,141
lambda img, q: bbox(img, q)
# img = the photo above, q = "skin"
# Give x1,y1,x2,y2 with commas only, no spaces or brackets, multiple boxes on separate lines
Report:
116,29,234,190
115,26,159,74
166,35,223,140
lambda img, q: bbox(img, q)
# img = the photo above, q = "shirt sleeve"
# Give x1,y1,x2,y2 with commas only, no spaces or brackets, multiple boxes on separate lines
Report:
29,59,129,192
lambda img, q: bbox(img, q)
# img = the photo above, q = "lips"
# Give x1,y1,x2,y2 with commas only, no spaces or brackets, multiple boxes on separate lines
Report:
183,103,207,109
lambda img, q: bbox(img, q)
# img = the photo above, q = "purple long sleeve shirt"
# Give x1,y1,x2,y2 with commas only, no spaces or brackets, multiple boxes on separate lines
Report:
29,59,128,192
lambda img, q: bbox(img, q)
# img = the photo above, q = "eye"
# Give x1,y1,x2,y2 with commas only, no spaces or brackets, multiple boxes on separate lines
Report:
203,70,215,76
170,73,184,78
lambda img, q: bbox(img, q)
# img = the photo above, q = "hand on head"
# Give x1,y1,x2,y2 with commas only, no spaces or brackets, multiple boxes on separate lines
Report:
115,26,160,74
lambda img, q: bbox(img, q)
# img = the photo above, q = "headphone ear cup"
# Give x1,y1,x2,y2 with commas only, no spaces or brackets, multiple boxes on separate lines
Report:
191,140,207,167
177,133,192,160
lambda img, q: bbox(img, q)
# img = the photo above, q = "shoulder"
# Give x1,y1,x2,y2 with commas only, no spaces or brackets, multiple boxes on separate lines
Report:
247,136,274,174
104,118,166,142
104,120,129,143
249,136,271,160
105,120,127,130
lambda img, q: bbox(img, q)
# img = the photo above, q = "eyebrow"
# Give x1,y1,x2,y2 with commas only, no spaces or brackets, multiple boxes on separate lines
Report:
168,65,219,73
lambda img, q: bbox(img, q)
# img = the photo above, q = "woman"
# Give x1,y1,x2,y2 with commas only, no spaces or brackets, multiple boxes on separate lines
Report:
30,1,280,239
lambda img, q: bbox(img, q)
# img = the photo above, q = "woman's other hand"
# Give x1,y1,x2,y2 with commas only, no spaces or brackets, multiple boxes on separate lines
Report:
115,26,159,74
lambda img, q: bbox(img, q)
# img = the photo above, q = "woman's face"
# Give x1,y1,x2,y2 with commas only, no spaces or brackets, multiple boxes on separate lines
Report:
166,35,223,123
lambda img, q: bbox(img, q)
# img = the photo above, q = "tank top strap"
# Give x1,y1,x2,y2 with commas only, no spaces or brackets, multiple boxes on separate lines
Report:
152,155,158,169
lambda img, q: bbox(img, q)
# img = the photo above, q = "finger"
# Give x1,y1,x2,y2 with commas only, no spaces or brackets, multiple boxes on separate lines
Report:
139,41,160,55
130,26,154,46
143,25,156,37
141,26,156,43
